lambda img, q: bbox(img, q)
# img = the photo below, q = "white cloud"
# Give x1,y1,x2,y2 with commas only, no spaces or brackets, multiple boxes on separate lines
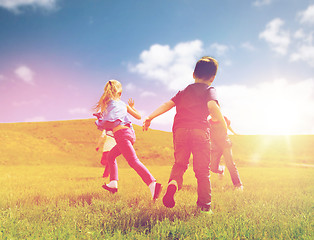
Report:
258,6,314,67
294,29,306,39
24,116,46,122
290,44,314,67
259,18,290,55
287,5,314,67
125,83,136,91
210,43,229,56
140,91,157,98
290,28,314,67
298,4,314,25
69,107,89,115
129,40,204,91
241,42,256,51
0,0,57,13
0,74,5,81
253,0,272,7
14,66,35,85
215,78,314,135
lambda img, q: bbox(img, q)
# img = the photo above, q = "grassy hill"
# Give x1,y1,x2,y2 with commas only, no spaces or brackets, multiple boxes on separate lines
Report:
0,119,313,167
0,119,173,167
0,120,313,239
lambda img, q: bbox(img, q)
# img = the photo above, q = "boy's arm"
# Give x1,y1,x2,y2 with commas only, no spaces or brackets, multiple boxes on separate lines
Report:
207,100,227,133
143,100,175,131
127,98,141,120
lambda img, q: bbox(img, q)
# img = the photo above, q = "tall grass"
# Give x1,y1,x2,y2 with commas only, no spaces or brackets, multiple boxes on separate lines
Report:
0,165,313,239
0,120,313,239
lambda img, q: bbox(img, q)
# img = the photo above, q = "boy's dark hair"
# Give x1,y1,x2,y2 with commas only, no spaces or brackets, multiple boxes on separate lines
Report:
193,57,218,80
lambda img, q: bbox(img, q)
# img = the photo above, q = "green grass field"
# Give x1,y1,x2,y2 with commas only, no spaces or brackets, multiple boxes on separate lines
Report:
0,120,313,239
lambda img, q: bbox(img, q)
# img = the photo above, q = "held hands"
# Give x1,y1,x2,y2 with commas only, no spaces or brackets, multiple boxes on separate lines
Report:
142,100,174,131
143,117,151,131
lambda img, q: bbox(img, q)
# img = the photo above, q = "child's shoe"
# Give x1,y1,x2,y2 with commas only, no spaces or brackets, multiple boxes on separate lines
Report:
162,184,177,208
218,165,225,180
102,184,118,194
234,185,244,191
197,205,213,215
200,209,214,215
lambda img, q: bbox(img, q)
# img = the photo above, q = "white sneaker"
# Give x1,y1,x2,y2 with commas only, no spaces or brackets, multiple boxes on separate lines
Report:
234,185,244,191
218,165,225,180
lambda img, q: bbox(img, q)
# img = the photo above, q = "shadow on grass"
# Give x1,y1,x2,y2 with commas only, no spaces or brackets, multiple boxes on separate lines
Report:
9,189,205,236
12,192,106,207
101,197,201,235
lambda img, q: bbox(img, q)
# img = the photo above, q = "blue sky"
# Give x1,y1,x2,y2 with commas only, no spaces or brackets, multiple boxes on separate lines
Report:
0,0,313,134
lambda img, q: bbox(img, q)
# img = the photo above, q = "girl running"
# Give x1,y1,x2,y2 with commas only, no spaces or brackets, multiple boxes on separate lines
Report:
93,80,162,200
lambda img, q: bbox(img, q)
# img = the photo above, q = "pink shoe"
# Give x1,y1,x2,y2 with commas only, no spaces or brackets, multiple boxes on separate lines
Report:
102,184,118,194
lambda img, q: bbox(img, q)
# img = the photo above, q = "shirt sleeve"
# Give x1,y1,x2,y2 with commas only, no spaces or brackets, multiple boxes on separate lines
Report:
206,87,219,105
171,91,181,105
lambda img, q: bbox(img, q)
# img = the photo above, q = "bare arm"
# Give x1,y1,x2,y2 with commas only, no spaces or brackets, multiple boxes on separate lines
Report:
228,125,238,135
127,98,141,120
96,132,107,151
143,100,175,131
207,100,227,133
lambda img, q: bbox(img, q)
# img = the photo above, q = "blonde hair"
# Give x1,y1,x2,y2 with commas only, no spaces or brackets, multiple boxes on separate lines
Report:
94,80,122,112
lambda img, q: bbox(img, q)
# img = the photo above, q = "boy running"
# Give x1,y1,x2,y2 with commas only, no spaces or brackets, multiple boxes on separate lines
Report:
143,57,227,213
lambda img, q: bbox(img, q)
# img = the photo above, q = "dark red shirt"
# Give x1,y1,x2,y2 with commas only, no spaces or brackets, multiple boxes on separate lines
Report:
171,83,218,131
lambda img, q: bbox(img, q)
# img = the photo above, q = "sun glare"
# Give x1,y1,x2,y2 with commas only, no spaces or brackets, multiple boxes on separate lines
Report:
218,78,314,135
263,102,298,135
248,79,308,135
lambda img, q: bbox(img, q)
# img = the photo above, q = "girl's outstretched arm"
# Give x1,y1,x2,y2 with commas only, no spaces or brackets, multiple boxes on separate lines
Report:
143,100,175,131
228,125,238,135
127,98,141,120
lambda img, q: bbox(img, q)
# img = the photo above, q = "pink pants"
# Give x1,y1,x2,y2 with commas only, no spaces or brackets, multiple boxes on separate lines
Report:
107,128,155,186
